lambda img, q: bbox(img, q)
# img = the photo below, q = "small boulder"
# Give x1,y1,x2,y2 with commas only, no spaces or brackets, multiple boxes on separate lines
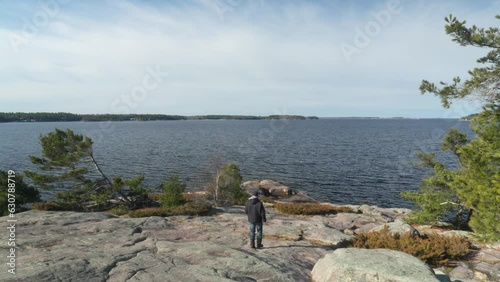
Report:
449,263,475,281
303,225,353,247
259,179,281,190
369,220,416,235
474,262,500,281
311,248,440,282
325,213,360,231
241,180,271,196
358,205,383,217
351,216,381,233
268,185,292,196
241,180,260,190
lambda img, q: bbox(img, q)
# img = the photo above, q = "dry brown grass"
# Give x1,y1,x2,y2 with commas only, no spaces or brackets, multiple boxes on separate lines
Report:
32,202,65,211
108,205,130,216
274,202,356,215
182,192,208,202
259,197,275,204
128,207,169,218
353,226,472,266
128,202,212,218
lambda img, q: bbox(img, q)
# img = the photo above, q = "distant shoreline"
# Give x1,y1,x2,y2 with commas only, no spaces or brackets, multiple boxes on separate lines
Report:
0,112,319,123
0,112,466,123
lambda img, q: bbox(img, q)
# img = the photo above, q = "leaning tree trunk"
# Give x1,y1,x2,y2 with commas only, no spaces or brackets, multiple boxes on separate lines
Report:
89,153,132,205
215,169,220,206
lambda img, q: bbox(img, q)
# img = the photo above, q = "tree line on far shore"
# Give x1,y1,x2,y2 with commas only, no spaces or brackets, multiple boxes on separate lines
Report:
0,112,319,123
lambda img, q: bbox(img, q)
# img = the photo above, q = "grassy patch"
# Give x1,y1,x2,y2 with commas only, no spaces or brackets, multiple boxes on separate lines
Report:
183,192,207,202
128,207,169,218
32,202,66,211
274,202,356,215
108,205,130,216
353,226,471,266
259,197,275,204
128,202,212,218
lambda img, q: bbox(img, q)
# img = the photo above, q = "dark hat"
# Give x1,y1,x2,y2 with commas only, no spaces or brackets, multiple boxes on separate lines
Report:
253,190,260,197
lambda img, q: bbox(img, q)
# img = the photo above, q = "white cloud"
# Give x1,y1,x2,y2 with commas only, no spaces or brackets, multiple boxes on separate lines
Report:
0,0,497,117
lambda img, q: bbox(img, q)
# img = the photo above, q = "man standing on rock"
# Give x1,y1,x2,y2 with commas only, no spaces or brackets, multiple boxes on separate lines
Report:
245,190,267,249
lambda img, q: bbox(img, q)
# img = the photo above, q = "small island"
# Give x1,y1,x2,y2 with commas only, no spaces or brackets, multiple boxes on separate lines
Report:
0,112,319,123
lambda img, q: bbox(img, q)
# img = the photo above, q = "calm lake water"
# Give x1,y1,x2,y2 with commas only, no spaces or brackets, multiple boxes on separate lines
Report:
0,119,472,208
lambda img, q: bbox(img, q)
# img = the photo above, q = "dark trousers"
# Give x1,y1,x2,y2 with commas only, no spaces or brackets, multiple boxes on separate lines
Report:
249,222,263,240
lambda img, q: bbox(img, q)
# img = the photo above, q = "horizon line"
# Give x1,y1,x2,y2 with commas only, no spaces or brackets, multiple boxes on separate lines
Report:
0,112,468,120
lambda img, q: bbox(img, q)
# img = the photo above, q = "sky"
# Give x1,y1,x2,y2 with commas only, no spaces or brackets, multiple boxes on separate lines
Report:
0,0,498,118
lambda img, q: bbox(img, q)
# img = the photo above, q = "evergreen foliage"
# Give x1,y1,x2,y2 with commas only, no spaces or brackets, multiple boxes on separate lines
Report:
161,173,186,208
419,15,500,108
111,175,152,209
25,128,149,211
0,171,41,216
402,15,500,241
218,163,246,206
206,163,246,206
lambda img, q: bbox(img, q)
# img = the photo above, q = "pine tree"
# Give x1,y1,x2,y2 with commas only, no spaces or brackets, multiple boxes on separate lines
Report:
25,128,149,211
402,15,500,241
218,163,246,206
161,173,186,208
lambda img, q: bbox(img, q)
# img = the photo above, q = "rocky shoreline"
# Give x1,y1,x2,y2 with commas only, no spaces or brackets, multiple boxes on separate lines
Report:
1,180,498,281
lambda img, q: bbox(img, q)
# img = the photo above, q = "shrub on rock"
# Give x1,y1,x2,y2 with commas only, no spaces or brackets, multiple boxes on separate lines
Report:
128,202,212,218
128,207,169,218
353,226,471,266
274,202,355,215
108,205,130,216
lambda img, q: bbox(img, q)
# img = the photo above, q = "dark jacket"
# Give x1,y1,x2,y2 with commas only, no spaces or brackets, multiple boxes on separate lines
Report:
245,197,267,223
